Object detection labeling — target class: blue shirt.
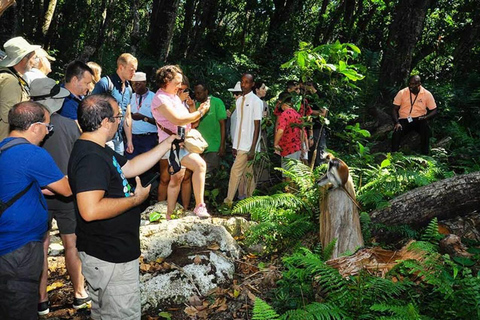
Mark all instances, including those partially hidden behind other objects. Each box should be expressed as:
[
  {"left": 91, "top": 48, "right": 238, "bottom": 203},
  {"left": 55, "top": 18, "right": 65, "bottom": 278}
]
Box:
[
  {"left": 0, "top": 138, "right": 64, "bottom": 255},
  {"left": 59, "top": 91, "right": 82, "bottom": 120},
  {"left": 131, "top": 90, "right": 157, "bottom": 134},
  {"left": 92, "top": 73, "right": 132, "bottom": 113}
]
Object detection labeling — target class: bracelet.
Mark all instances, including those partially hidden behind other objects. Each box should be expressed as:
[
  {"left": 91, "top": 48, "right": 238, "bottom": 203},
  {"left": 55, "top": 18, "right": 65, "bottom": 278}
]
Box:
[
  {"left": 198, "top": 110, "right": 204, "bottom": 117},
  {"left": 309, "top": 136, "right": 313, "bottom": 139}
]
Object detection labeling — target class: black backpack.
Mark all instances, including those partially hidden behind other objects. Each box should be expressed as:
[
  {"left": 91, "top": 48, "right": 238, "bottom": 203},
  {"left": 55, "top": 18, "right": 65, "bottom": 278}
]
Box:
[{"left": 0, "top": 138, "right": 34, "bottom": 217}]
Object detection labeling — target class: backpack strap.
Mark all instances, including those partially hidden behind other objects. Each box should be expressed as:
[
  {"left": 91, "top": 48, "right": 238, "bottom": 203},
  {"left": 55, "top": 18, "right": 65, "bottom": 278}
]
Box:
[{"left": 0, "top": 137, "right": 33, "bottom": 217}]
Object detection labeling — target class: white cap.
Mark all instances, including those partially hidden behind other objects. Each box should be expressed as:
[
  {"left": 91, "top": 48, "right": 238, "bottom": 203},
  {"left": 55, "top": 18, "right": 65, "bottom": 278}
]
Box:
[
  {"left": 227, "top": 81, "right": 241, "bottom": 92},
  {"left": 132, "top": 72, "right": 146, "bottom": 82}
]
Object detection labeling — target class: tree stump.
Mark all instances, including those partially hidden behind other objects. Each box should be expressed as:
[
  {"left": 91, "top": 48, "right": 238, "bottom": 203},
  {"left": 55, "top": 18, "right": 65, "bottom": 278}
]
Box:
[{"left": 320, "top": 177, "right": 364, "bottom": 259}]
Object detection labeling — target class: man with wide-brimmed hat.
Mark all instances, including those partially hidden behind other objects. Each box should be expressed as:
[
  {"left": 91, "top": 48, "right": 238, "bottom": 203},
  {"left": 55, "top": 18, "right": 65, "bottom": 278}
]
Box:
[
  {"left": 0, "top": 36, "right": 40, "bottom": 140},
  {"left": 29, "top": 78, "right": 91, "bottom": 315}
]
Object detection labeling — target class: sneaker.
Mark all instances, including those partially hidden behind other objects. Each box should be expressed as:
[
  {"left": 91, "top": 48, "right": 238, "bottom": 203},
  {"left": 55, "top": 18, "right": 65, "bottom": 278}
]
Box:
[
  {"left": 194, "top": 203, "right": 210, "bottom": 218},
  {"left": 73, "top": 296, "right": 92, "bottom": 310},
  {"left": 38, "top": 301, "right": 50, "bottom": 316}
]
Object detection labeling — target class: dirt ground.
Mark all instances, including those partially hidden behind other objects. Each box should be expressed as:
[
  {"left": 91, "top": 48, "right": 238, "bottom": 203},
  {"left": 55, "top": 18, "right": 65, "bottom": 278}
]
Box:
[{"left": 40, "top": 249, "right": 281, "bottom": 320}]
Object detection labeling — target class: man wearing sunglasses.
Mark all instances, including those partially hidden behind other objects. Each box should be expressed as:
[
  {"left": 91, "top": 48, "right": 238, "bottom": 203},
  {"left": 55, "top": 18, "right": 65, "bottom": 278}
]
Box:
[
  {"left": 0, "top": 101, "right": 72, "bottom": 319},
  {"left": 30, "top": 77, "right": 91, "bottom": 315}
]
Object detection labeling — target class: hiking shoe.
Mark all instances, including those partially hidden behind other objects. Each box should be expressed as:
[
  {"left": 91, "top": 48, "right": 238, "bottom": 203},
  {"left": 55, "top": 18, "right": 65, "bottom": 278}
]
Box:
[
  {"left": 194, "top": 203, "right": 210, "bottom": 218},
  {"left": 73, "top": 296, "right": 92, "bottom": 310},
  {"left": 38, "top": 301, "right": 50, "bottom": 316}
]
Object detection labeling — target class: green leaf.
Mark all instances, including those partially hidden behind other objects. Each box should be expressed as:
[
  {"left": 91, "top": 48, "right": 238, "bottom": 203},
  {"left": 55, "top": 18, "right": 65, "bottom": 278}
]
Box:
[
  {"left": 149, "top": 211, "right": 162, "bottom": 222},
  {"left": 158, "top": 311, "right": 172, "bottom": 319},
  {"left": 380, "top": 159, "right": 391, "bottom": 168}
]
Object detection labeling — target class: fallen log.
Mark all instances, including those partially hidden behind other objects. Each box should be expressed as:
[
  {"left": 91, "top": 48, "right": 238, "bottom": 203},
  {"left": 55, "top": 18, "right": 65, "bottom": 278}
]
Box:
[{"left": 370, "top": 171, "right": 480, "bottom": 226}]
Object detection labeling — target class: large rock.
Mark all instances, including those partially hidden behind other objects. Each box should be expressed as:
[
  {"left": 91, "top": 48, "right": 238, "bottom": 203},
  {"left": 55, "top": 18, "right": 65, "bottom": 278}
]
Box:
[{"left": 139, "top": 216, "right": 242, "bottom": 311}]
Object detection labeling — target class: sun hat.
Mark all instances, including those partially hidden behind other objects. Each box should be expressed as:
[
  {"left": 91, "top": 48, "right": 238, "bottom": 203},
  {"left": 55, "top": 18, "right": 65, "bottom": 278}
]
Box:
[
  {"left": 30, "top": 78, "right": 70, "bottom": 114},
  {"left": 0, "top": 37, "right": 41, "bottom": 67},
  {"left": 132, "top": 71, "right": 147, "bottom": 82},
  {"left": 35, "top": 48, "right": 56, "bottom": 61},
  {"left": 227, "top": 81, "right": 241, "bottom": 93}
]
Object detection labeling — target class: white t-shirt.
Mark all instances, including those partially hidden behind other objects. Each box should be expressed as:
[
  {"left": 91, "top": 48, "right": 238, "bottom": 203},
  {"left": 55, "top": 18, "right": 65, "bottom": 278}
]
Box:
[{"left": 232, "top": 91, "right": 263, "bottom": 152}]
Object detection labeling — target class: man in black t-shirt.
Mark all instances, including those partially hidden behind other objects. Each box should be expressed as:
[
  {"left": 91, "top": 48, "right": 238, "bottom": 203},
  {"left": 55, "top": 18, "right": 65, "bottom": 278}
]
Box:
[{"left": 68, "top": 94, "right": 175, "bottom": 319}]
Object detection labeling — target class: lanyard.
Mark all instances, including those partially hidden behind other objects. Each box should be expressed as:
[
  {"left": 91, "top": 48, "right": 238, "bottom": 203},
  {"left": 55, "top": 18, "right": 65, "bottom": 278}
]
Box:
[
  {"left": 135, "top": 94, "right": 144, "bottom": 113},
  {"left": 409, "top": 91, "right": 418, "bottom": 116}
]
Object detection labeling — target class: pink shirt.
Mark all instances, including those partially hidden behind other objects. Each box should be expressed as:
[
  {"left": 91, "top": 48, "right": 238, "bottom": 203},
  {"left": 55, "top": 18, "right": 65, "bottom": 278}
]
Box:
[{"left": 151, "top": 89, "right": 191, "bottom": 142}]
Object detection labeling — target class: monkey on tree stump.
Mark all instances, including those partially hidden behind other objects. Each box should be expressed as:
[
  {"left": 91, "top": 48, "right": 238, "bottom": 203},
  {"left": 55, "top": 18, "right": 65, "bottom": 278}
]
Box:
[{"left": 318, "top": 153, "right": 364, "bottom": 259}]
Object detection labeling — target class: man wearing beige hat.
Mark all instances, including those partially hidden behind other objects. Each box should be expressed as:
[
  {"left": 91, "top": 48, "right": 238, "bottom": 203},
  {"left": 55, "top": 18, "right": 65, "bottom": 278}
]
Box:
[
  {"left": 30, "top": 78, "right": 90, "bottom": 315},
  {"left": 128, "top": 71, "right": 157, "bottom": 159},
  {"left": 23, "top": 48, "right": 56, "bottom": 85},
  {"left": 0, "top": 36, "right": 40, "bottom": 140}
]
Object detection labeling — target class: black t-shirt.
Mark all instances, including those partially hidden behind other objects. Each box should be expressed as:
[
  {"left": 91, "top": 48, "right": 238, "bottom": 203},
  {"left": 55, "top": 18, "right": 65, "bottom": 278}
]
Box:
[{"left": 68, "top": 139, "right": 140, "bottom": 263}]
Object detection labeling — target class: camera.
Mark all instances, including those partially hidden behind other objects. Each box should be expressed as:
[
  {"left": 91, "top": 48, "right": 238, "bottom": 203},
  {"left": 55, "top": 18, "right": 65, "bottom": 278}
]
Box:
[{"left": 177, "top": 126, "right": 185, "bottom": 141}]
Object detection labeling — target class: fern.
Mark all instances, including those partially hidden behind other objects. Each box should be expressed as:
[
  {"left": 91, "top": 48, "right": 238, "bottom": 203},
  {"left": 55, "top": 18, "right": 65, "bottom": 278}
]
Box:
[
  {"left": 370, "top": 303, "right": 422, "bottom": 320},
  {"left": 280, "top": 302, "right": 348, "bottom": 320},
  {"left": 233, "top": 193, "right": 304, "bottom": 217},
  {"left": 421, "top": 218, "right": 444, "bottom": 244},
  {"left": 252, "top": 298, "right": 280, "bottom": 320}
]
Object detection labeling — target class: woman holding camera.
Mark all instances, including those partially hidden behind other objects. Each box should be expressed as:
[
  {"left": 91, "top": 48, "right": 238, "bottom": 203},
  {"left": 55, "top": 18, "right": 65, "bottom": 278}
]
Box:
[{"left": 151, "top": 65, "right": 211, "bottom": 219}]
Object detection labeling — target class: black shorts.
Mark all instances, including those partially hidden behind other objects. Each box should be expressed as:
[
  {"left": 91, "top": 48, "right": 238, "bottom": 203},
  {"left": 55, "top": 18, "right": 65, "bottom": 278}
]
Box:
[{"left": 48, "top": 208, "right": 76, "bottom": 234}]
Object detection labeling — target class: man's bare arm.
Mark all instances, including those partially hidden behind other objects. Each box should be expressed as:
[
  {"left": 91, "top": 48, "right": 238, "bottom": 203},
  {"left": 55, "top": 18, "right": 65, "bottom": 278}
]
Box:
[
  {"left": 45, "top": 177, "right": 72, "bottom": 197},
  {"left": 76, "top": 176, "right": 149, "bottom": 222}
]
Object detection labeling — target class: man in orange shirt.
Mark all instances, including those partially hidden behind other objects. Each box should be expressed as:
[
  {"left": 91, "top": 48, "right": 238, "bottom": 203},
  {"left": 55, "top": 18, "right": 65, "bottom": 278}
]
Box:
[{"left": 392, "top": 75, "right": 437, "bottom": 155}]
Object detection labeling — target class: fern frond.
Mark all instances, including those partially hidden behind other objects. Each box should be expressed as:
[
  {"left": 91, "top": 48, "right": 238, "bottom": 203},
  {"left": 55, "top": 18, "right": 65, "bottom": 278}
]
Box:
[
  {"left": 252, "top": 298, "right": 280, "bottom": 320},
  {"left": 233, "top": 193, "right": 304, "bottom": 216},
  {"left": 280, "top": 302, "right": 348, "bottom": 320},
  {"left": 370, "top": 302, "right": 421, "bottom": 320},
  {"left": 421, "top": 218, "right": 444, "bottom": 243},
  {"left": 322, "top": 239, "right": 337, "bottom": 261}
]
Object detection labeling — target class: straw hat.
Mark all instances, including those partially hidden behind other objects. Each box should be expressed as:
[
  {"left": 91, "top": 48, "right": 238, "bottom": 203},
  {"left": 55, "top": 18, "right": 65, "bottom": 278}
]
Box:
[
  {"left": 0, "top": 37, "right": 41, "bottom": 67},
  {"left": 227, "top": 81, "right": 241, "bottom": 92},
  {"left": 30, "top": 78, "right": 70, "bottom": 114}
]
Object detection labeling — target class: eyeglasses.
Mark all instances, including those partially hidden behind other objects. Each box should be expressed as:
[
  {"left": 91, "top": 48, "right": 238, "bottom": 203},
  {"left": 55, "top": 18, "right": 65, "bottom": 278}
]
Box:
[
  {"left": 31, "top": 122, "right": 54, "bottom": 132},
  {"left": 110, "top": 114, "right": 124, "bottom": 121}
]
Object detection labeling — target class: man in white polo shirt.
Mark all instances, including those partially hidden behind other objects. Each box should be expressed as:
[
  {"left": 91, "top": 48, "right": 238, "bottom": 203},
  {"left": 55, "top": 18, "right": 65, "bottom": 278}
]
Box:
[
  {"left": 128, "top": 71, "right": 157, "bottom": 159},
  {"left": 224, "top": 74, "right": 262, "bottom": 205}
]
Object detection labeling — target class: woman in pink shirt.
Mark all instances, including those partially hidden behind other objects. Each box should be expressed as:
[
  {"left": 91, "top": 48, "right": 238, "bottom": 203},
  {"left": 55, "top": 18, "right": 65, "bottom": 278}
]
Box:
[{"left": 151, "top": 65, "right": 211, "bottom": 219}]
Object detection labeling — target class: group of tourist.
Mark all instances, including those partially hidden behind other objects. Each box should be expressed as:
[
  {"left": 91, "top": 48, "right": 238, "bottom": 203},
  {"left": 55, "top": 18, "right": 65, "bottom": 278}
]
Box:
[{"left": 0, "top": 35, "right": 437, "bottom": 320}]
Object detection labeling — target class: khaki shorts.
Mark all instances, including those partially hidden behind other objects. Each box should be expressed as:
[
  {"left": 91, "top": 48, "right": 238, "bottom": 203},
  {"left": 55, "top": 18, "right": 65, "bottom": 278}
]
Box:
[{"left": 79, "top": 252, "right": 140, "bottom": 320}]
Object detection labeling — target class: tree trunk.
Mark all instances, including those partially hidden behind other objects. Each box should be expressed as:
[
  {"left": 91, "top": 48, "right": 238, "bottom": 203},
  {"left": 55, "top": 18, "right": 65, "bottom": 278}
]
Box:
[
  {"left": 149, "top": 0, "right": 180, "bottom": 62},
  {"left": 130, "top": 0, "right": 140, "bottom": 56},
  {"left": 313, "top": 0, "right": 330, "bottom": 46},
  {"left": 175, "top": 0, "right": 195, "bottom": 58},
  {"left": 42, "top": 0, "right": 57, "bottom": 40},
  {"left": 377, "top": 0, "right": 433, "bottom": 109},
  {"left": 186, "top": 0, "right": 218, "bottom": 57},
  {"left": 370, "top": 172, "right": 480, "bottom": 226}
]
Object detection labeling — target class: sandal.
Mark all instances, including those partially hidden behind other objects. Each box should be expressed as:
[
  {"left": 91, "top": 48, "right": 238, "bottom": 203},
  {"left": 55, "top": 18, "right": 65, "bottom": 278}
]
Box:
[{"left": 168, "top": 139, "right": 182, "bottom": 175}]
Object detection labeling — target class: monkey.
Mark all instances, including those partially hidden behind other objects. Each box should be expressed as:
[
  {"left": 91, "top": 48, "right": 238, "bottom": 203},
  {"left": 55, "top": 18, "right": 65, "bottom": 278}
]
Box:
[{"left": 317, "top": 153, "right": 361, "bottom": 209}]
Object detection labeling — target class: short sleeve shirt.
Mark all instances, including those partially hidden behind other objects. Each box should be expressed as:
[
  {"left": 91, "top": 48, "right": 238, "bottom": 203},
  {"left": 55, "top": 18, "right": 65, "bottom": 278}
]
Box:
[
  {"left": 196, "top": 96, "right": 227, "bottom": 153},
  {"left": 131, "top": 90, "right": 157, "bottom": 134},
  {"left": 0, "top": 138, "right": 64, "bottom": 255},
  {"left": 277, "top": 108, "right": 303, "bottom": 157},
  {"left": 68, "top": 140, "right": 141, "bottom": 263},
  {"left": 232, "top": 92, "right": 263, "bottom": 152},
  {"left": 59, "top": 89, "right": 82, "bottom": 120},
  {"left": 151, "top": 89, "right": 191, "bottom": 143},
  {"left": 393, "top": 86, "right": 437, "bottom": 119}
]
